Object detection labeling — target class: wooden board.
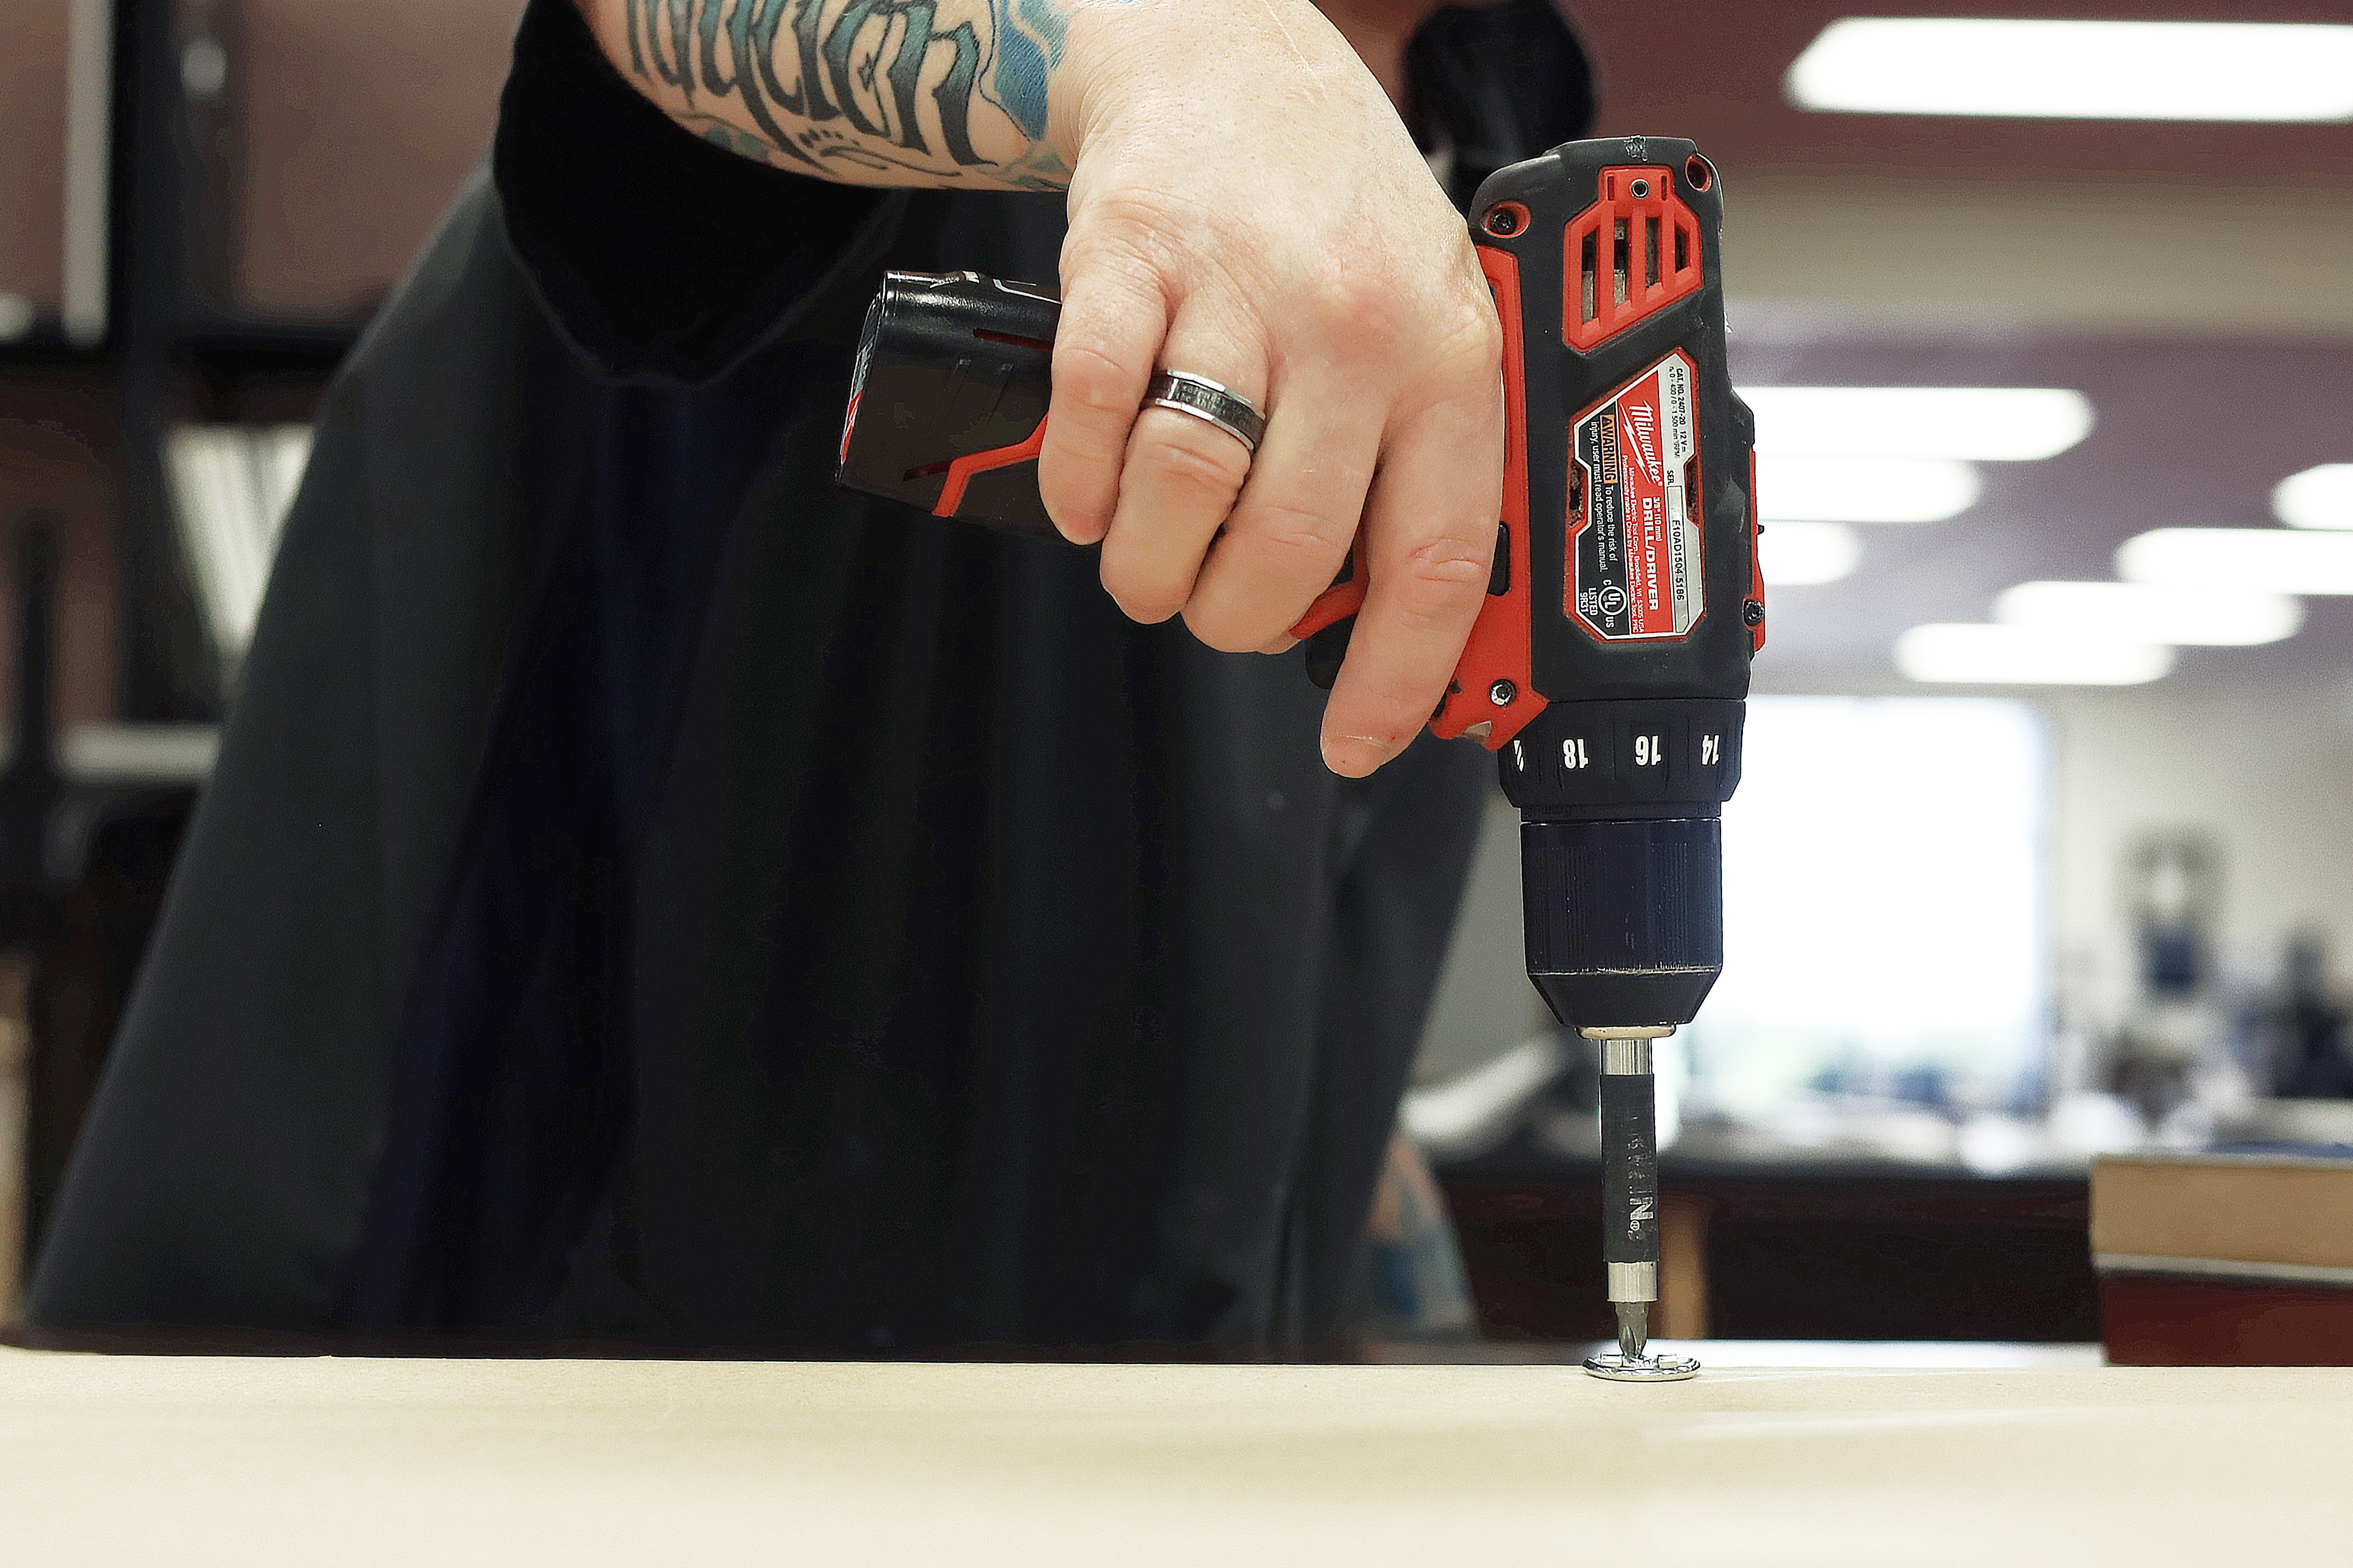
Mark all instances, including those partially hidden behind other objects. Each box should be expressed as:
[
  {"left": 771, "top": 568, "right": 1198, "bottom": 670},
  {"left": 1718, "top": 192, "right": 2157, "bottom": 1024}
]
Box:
[{"left": 1, "top": 1349, "right": 2347, "bottom": 1565}]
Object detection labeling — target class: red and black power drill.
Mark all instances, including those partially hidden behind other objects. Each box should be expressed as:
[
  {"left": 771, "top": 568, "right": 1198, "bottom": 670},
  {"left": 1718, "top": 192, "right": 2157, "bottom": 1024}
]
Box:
[{"left": 838, "top": 137, "right": 1760, "bottom": 1381}]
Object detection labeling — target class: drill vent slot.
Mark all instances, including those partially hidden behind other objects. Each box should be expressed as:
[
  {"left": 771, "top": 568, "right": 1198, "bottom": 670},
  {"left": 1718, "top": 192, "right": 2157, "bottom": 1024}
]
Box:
[
  {"left": 973, "top": 328, "right": 1053, "bottom": 353},
  {"left": 1561, "top": 166, "right": 1705, "bottom": 350}
]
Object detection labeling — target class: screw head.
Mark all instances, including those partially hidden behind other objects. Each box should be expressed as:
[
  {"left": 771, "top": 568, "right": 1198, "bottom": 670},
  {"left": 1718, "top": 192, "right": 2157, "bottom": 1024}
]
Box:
[
  {"left": 1488, "top": 680, "right": 1517, "bottom": 706},
  {"left": 1742, "top": 599, "right": 1766, "bottom": 626},
  {"left": 1630, "top": 178, "right": 1650, "bottom": 198},
  {"left": 1483, "top": 206, "right": 1520, "bottom": 237}
]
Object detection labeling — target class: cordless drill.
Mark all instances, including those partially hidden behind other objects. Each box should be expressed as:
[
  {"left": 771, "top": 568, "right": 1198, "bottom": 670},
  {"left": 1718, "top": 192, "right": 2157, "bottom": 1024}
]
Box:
[{"left": 837, "top": 136, "right": 1760, "bottom": 1381}]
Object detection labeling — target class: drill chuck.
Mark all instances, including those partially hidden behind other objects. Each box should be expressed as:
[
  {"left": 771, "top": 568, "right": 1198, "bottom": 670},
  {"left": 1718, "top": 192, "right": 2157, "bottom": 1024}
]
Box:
[
  {"left": 1503, "top": 698, "right": 1741, "bottom": 1035},
  {"left": 1521, "top": 816, "right": 1724, "bottom": 1034}
]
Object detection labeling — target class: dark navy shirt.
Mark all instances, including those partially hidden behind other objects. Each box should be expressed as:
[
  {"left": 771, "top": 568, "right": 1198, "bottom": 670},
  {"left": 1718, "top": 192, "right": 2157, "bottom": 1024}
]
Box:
[{"left": 340, "top": 0, "right": 1593, "bottom": 1351}]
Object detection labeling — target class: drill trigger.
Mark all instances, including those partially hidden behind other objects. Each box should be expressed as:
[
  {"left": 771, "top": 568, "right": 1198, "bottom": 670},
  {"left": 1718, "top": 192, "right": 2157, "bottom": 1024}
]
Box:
[{"left": 1303, "top": 618, "right": 1354, "bottom": 691}]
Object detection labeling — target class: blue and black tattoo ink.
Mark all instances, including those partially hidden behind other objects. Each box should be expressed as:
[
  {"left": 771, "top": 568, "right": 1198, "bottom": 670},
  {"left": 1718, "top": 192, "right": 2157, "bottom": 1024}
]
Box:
[
  {"left": 621, "top": 0, "right": 1065, "bottom": 182},
  {"left": 991, "top": 0, "right": 1069, "bottom": 140}
]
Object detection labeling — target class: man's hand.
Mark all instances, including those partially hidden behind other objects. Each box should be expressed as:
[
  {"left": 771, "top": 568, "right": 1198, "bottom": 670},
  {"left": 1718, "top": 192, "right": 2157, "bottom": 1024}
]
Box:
[
  {"left": 581, "top": 0, "right": 1504, "bottom": 776},
  {"left": 1039, "top": 2, "right": 1503, "bottom": 777}
]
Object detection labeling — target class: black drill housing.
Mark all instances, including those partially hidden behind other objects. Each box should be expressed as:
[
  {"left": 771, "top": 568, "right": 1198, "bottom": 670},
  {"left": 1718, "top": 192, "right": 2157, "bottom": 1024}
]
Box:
[{"left": 1470, "top": 137, "right": 1758, "bottom": 1035}]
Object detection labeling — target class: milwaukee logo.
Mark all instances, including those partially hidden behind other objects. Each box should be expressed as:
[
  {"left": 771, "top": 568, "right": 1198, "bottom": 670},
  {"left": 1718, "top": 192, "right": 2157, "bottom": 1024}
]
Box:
[{"left": 1622, "top": 399, "right": 1661, "bottom": 484}]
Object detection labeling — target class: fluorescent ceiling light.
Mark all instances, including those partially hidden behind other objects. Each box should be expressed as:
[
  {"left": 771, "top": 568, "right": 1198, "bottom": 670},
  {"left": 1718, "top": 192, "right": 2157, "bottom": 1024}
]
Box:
[
  {"left": 1758, "top": 521, "right": 1861, "bottom": 587},
  {"left": 2275, "top": 464, "right": 2353, "bottom": 530},
  {"left": 1995, "top": 580, "right": 2302, "bottom": 647},
  {"left": 1787, "top": 19, "right": 2353, "bottom": 123},
  {"left": 1756, "top": 455, "right": 1980, "bottom": 524},
  {"left": 2119, "top": 527, "right": 2353, "bottom": 595},
  {"left": 1896, "top": 624, "right": 2172, "bottom": 687},
  {"left": 1740, "top": 387, "right": 2092, "bottom": 462}
]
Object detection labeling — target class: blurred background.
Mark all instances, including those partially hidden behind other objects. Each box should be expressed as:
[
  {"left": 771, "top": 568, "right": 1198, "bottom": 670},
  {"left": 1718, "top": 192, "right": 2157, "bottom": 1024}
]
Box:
[{"left": 0, "top": 0, "right": 2347, "bottom": 1352}]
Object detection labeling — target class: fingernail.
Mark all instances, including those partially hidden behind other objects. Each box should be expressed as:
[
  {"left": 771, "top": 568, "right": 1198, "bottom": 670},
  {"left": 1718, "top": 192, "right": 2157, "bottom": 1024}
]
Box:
[
  {"left": 1260, "top": 635, "right": 1300, "bottom": 656},
  {"left": 1109, "top": 594, "right": 1174, "bottom": 625},
  {"left": 1320, "top": 734, "right": 1394, "bottom": 777},
  {"left": 1047, "top": 502, "right": 1108, "bottom": 546}
]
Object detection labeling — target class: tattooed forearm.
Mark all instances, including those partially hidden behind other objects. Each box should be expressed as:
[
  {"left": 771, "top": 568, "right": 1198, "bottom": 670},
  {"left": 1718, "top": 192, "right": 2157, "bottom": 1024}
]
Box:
[{"left": 608, "top": 0, "right": 1092, "bottom": 190}]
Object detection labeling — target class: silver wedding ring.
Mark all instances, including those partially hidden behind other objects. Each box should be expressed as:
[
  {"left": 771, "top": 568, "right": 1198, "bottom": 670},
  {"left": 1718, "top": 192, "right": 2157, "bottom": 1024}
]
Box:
[{"left": 1143, "top": 370, "right": 1267, "bottom": 454}]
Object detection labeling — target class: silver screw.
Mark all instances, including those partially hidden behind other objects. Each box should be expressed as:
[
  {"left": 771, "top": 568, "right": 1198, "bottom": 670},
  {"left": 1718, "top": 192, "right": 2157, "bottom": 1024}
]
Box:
[{"left": 1489, "top": 680, "right": 1517, "bottom": 706}]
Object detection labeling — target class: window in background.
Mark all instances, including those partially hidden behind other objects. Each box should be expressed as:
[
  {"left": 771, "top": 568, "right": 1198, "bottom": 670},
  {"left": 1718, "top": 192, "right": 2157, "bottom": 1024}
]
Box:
[
  {"left": 1685, "top": 696, "right": 2049, "bottom": 1122},
  {"left": 165, "top": 423, "right": 311, "bottom": 680}
]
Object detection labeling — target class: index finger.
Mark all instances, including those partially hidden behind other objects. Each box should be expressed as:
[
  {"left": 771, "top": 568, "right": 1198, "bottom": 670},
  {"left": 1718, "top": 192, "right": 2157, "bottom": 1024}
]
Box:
[
  {"left": 1036, "top": 254, "right": 1168, "bottom": 547},
  {"left": 1320, "top": 393, "right": 1503, "bottom": 777}
]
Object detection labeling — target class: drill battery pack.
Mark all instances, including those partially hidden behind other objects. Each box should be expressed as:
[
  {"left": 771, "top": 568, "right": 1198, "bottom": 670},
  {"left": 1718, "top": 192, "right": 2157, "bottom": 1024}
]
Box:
[{"left": 836, "top": 271, "right": 1064, "bottom": 535}]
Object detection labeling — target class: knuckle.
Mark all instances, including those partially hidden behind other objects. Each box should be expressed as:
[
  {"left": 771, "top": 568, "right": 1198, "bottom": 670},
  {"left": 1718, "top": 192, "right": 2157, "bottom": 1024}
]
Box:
[
  {"left": 1415, "top": 292, "right": 1504, "bottom": 388},
  {"left": 1133, "top": 422, "right": 1251, "bottom": 510},
  {"left": 1309, "top": 273, "right": 1378, "bottom": 329},
  {"left": 1436, "top": 305, "right": 1505, "bottom": 380},
  {"left": 1382, "top": 536, "right": 1490, "bottom": 631},
  {"left": 1311, "top": 280, "right": 1406, "bottom": 362},
  {"left": 1052, "top": 340, "right": 1146, "bottom": 419},
  {"left": 1296, "top": 266, "right": 1497, "bottom": 390},
  {"left": 1070, "top": 188, "right": 1199, "bottom": 256},
  {"left": 1234, "top": 499, "right": 1352, "bottom": 570},
  {"left": 1407, "top": 530, "right": 1496, "bottom": 580}
]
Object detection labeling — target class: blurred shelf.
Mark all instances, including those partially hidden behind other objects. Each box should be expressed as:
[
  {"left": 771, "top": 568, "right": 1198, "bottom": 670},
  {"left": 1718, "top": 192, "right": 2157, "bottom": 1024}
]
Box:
[
  {"left": 0, "top": 316, "right": 361, "bottom": 380},
  {"left": 0, "top": 724, "right": 217, "bottom": 788},
  {"left": 1439, "top": 1131, "right": 2099, "bottom": 1346},
  {"left": 171, "top": 316, "right": 362, "bottom": 381}
]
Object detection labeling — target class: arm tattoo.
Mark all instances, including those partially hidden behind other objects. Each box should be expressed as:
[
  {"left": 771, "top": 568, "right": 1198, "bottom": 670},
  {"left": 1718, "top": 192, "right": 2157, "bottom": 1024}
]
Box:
[{"left": 621, "top": 0, "right": 1098, "bottom": 189}]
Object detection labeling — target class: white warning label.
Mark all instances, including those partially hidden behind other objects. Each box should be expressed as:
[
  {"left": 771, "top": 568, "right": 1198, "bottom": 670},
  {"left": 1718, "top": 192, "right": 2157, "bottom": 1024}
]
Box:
[{"left": 1569, "top": 351, "right": 1703, "bottom": 641}]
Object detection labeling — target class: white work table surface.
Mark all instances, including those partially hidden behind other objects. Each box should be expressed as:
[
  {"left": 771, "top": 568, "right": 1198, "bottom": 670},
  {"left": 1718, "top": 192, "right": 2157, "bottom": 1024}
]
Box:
[{"left": 1, "top": 1348, "right": 2343, "bottom": 1565}]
